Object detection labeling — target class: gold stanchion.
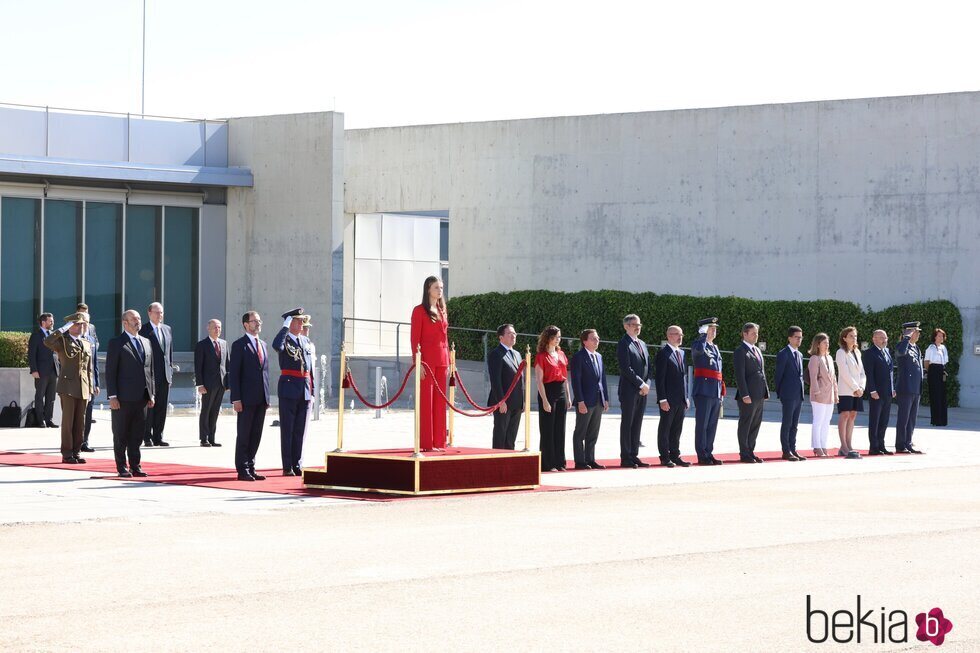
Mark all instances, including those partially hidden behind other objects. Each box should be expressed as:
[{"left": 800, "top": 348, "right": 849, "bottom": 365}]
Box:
[
  {"left": 523, "top": 344, "right": 532, "bottom": 452},
  {"left": 448, "top": 343, "right": 456, "bottom": 447},
  {"left": 333, "top": 346, "right": 347, "bottom": 454},
  {"left": 412, "top": 345, "right": 424, "bottom": 458}
]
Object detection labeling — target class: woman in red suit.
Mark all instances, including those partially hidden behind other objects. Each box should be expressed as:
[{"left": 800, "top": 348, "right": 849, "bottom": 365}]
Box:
[{"left": 411, "top": 276, "right": 449, "bottom": 451}]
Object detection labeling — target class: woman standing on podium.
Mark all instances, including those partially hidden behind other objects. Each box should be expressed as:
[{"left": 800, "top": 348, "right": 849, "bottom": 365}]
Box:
[{"left": 411, "top": 276, "right": 450, "bottom": 452}]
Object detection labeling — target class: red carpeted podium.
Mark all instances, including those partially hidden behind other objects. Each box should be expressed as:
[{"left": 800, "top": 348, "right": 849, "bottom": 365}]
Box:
[{"left": 303, "top": 447, "right": 541, "bottom": 495}]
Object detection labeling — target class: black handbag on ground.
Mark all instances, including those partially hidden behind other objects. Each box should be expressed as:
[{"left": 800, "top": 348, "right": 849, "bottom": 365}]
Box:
[
  {"left": 23, "top": 407, "right": 39, "bottom": 428},
  {"left": 0, "top": 401, "right": 23, "bottom": 428}
]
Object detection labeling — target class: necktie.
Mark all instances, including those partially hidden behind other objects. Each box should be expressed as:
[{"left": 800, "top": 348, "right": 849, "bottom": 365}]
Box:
[
  {"left": 590, "top": 352, "right": 599, "bottom": 376},
  {"left": 754, "top": 346, "right": 763, "bottom": 364},
  {"left": 674, "top": 349, "right": 683, "bottom": 369},
  {"left": 213, "top": 340, "right": 221, "bottom": 359},
  {"left": 133, "top": 337, "right": 144, "bottom": 361}
]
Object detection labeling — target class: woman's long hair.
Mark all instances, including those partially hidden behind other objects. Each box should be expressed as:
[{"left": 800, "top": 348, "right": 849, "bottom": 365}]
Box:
[
  {"left": 808, "top": 332, "right": 829, "bottom": 357},
  {"left": 421, "top": 276, "right": 446, "bottom": 322},
  {"left": 838, "top": 326, "right": 858, "bottom": 352},
  {"left": 537, "top": 325, "right": 561, "bottom": 354}
]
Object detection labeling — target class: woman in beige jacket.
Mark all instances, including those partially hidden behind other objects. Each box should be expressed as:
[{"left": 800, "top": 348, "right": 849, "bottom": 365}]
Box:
[
  {"left": 808, "top": 333, "right": 839, "bottom": 457},
  {"left": 835, "top": 326, "right": 866, "bottom": 459}
]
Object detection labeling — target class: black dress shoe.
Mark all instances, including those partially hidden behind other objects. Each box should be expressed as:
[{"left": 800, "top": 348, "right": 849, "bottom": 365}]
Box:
[
  {"left": 237, "top": 473, "right": 256, "bottom": 481},
  {"left": 881, "top": 449, "right": 894, "bottom": 455},
  {"left": 200, "top": 441, "right": 211, "bottom": 447},
  {"left": 155, "top": 441, "right": 170, "bottom": 447},
  {"left": 907, "top": 447, "right": 923, "bottom": 454},
  {"left": 252, "top": 473, "right": 266, "bottom": 481},
  {"left": 46, "top": 421, "right": 58, "bottom": 428},
  {"left": 292, "top": 466, "right": 302, "bottom": 476},
  {"left": 283, "top": 469, "right": 296, "bottom": 476},
  {"left": 670, "top": 458, "right": 692, "bottom": 467},
  {"left": 620, "top": 462, "right": 638, "bottom": 469},
  {"left": 740, "top": 456, "right": 757, "bottom": 463},
  {"left": 589, "top": 462, "right": 605, "bottom": 469},
  {"left": 143, "top": 440, "right": 154, "bottom": 447},
  {"left": 753, "top": 456, "right": 765, "bottom": 463},
  {"left": 62, "top": 457, "right": 79, "bottom": 464},
  {"left": 574, "top": 464, "right": 592, "bottom": 470},
  {"left": 710, "top": 457, "right": 724, "bottom": 465},
  {"left": 866, "top": 450, "right": 881, "bottom": 456},
  {"left": 118, "top": 469, "right": 133, "bottom": 478},
  {"left": 781, "top": 453, "right": 799, "bottom": 461},
  {"left": 132, "top": 469, "right": 148, "bottom": 477},
  {"left": 792, "top": 452, "right": 807, "bottom": 460},
  {"left": 635, "top": 460, "right": 651, "bottom": 468},
  {"left": 697, "top": 459, "right": 713, "bottom": 466},
  {"left": 895, "top": 448, "right": 911, "bottom": 454},
  {"left": 80, "top": 444, "right": 95, "bottom": 452},
  {"left": 74, "top": 457, "right": 86, "bottom": 464},
  {"left": 660, "top": 459, "right": 675, "bottom": 468},
  {"left": 209, "top": 441, "right": 222, "bottom": 447}
]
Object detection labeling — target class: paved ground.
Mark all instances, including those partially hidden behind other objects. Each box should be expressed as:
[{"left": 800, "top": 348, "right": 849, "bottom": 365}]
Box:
[{"left": 1, "top": 404, "right": 977, "bottom": 650}]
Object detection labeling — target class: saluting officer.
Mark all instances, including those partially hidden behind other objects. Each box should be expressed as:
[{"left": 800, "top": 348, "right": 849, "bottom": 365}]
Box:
[
  {"left": 272, "top": 308, "right": 315, "bottom": 476},
  {"left": 894, "top": 321, "right": 924, "bottom": 454},
  {"left": 43, "top": 312, "right": 94, "bottom": 464},
  {"left": 691, "top": 317, "right": 725, "bottom": 466}
]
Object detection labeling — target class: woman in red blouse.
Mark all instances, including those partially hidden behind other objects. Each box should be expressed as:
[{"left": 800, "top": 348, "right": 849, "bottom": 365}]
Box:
[
  {"left": 535, "top": 325, "right": 572, "bottom": 471},
  {"left": 410, "top": 276, "right": 449, "bottom": 451}
]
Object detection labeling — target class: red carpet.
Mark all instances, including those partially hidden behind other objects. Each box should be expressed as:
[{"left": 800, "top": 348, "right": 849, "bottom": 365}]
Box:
[{"left": 0, "top": 451, "right": 575, "bottom": 501}]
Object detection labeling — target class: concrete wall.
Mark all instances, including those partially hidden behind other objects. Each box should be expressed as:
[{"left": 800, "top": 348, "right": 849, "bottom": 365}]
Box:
[
  {"left": 344, "top": 92, "right": 980, "bottom": 406},
  {"left": 226, "top": 112, "right": 344, "bottom": 398}
]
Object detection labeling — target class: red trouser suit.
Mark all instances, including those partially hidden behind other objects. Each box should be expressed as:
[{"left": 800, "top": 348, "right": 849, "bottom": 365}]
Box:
[{"left": 411, "top": 304, "right": 449, "bottom": 450}]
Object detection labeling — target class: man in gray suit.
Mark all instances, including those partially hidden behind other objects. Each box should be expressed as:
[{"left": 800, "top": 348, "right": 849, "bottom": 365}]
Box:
[
  {"left": 734, "top": 322, "right": 769, "bottom": 463},
  {"left": 487, "top": 323, "right": 524, "bottom": 449}
]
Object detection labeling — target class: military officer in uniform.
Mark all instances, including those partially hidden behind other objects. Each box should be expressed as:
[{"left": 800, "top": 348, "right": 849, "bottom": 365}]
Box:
[
  {"left": 895, "top": 321, "right": 924, "bottom": 454},
  {"left": 691, "top": 318, "right": 725, "bottom": 466},
  {"left": 43, "top": 313, "right": 94, "bottom": 464},
  {"left": 272, "top": 308, "right": 315, "bottom": 476}
]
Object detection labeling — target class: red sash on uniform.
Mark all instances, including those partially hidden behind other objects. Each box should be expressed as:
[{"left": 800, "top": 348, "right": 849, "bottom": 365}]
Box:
[{"left": 694, "top": 368, "right": 726, "bottom": 397}]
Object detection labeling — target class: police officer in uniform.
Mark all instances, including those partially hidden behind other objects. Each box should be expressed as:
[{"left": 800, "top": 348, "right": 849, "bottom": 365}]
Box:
[
  {"left": 272, "top": 308, "right": 315, "bottom": 476},
  {"left": 895, "top": 321, "right": 924, "bottom": 454},
  {"left": 691, "top": 317, "right": 725, "bottom": 466}
]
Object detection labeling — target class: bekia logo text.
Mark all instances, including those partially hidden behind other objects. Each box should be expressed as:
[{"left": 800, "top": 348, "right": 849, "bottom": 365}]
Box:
[{"left": 807, "top": 596, "right": 953, "bottom": 645}]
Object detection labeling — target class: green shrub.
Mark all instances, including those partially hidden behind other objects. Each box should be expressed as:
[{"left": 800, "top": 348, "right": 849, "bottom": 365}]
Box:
[
  {"left": 0, "top": 332, "right": 31, "bottom": 368},
  {"left": 447, "top": 291, "right": 962, "bottom": 407}
]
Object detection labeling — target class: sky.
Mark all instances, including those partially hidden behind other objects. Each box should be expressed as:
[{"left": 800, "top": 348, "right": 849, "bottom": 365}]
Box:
[{"left": 1, "top": 0, "right": 979, "bottom": 129}]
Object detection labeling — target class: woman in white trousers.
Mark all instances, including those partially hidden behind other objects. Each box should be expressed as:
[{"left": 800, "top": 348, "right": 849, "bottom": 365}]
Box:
[{"left": 808, "top": 333, "right": 839, "bottom": 457}]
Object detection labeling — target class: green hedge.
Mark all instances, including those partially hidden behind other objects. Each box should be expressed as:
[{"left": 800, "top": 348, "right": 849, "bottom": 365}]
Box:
[
  {"left": 447, "top": 291, "right": 962, "bottom": 407},
  {"left": 0, "top": 332, "right": 30, "bottom": 368}
]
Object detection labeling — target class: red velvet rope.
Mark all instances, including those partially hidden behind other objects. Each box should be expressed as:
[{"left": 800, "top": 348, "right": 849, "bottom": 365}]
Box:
[
  {"left": 424, "top": 360, "right": 527, "bottom": 417},
  {"left": 345, "top": 363, "right": 416, "bottom": 409}
]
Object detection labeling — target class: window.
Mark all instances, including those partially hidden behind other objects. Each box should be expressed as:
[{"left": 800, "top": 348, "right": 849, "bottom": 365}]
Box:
[
  {"left": 163, "top": 207, "right": 199, "bottom": 351},
  {"left": 0, "top": 197, "right": 41, "bottom": 331},
  {"left": 85, "top": 202, "right": 122, "bottom": 348},
  {"left": 43, "top": 200, "right": 84, "bottom": 323},
  {"left": 125, "top": 205, "right": 161, "bottom": 313}
]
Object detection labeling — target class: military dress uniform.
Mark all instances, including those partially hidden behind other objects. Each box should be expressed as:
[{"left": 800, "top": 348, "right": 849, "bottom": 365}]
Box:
[
  {"left": 895, "top": 321, "right": 924, "bottom": 454},
  {"left": 691, "top": 318, "right": 725, "bottom": 465},
  {"left": 272, "top": 308, "right": 315, "bottom": 476},
  {"left": 43, "top": 313, "right": 94, "bottom": 463}
]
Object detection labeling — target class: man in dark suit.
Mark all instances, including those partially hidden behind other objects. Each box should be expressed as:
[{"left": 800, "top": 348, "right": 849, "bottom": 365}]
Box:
[
  {"left": 487, "top": 324, "right": 524, "bottom": 449},
  {"left": 569, "top": 329, "right": 609, "bottom": 470},
  {"left": 273, "top": 308, "right": 315, "bottom": 476},
  {"left": 229, "top": 311, "right": 271, "bottom": 481},
  {"left": 863, "top": 329, "right": 896, "bottom": 455},
  {"left": 139, "top": 302, "right": 178, "bottom": 447},
  {"left": 195, "top": 318, "right": 229, "bottom": 447},
  {"left": 28, "top": 312, "right": 58, "bottom": 428},
  {"left": 106, "top": 310, "right": 155, "bottom": 478},
  {"left": 774, "top": 326, "right": 806, "bottom": 461},
  {"left": 691, "top": 317, "right": 724, "bottom": 466},
  {"left": 894, "top": 321, "right": 924, "bottom": 454},
  {"left": 617, "top": 314, "right": 651, "bottom": 468},
  {"left": 734, "top": 322, "right": 769, "bottom": 463},
  {"left": 79, "top": 310, "right": 100, "bottom": 453},
  {"left": 655, "top": 325, "right": 690, "bottom": 468}
]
